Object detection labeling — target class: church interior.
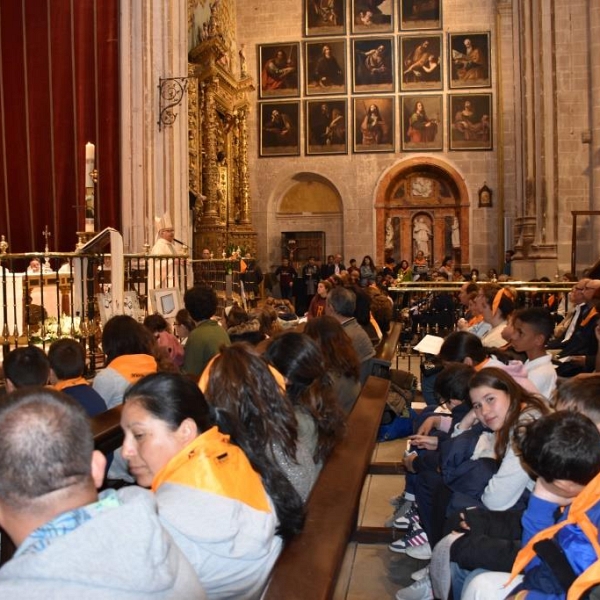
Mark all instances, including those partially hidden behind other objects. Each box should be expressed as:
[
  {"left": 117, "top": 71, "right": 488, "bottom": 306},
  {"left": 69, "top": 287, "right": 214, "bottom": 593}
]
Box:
[
  {"left": 0, "top": 0, "right": 598, "bottom": 281},
  {"left": 0, "top": 2, "right": 600, "bottom": 599}
]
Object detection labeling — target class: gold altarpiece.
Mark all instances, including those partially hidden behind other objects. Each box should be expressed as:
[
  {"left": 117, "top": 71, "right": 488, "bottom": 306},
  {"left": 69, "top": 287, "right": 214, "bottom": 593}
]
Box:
[{"left": 188, "top": 36, "right": 257, "bottom": 258}]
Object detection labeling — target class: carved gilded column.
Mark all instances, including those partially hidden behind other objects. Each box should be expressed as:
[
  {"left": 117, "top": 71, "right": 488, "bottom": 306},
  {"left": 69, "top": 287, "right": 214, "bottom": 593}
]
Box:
[
  {"left": 239, "top": 108, "right": 250, "bottom": 224},
  {"left": 202, "top": 77, "right": 220, "bottom": 222}
]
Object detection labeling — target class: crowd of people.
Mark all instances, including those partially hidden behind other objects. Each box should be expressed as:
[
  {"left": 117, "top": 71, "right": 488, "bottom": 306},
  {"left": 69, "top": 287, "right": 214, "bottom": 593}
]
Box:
[
  {"left": 0, "top": 261, "right": 396, "bottom": 597},
  {"left": 1, "top": 249, "right": 600, "bottom": 599}
]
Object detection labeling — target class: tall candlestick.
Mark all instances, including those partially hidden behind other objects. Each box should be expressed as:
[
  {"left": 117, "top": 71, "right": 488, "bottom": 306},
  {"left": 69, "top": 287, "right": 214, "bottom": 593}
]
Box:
[
  {"left": 85, "top": 142, "right": 95, "bottom": 232},
  {"left": 85, "top": 142, "right": 95, "bottom": 188}
]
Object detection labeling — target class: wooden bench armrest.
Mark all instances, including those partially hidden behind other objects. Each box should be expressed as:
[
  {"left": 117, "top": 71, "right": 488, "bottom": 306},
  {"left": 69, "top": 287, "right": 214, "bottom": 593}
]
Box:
[
  {"left": 372, "top": 321, "right": 402, "bottom": 377},
  {"left": 91, "top": 404, "right": 124, "bottom": 454},
  {"left": 263, "top": 375, "right": 390, "bottom": 600}
]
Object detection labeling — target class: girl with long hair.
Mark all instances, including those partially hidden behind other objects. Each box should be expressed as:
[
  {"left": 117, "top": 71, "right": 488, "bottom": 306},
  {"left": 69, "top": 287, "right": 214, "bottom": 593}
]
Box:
[{"left": 264, "top": 332, "right": 346, "bottom": 465}]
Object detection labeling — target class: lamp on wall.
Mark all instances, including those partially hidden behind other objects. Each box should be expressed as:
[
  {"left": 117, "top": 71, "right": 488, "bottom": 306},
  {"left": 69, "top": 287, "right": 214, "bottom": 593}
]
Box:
[
  {"left": 157, "top": 77, "right": 189, "bottom": 131},
  {"left": 478, "top": 183, "right": 492, "bottom": 208}
]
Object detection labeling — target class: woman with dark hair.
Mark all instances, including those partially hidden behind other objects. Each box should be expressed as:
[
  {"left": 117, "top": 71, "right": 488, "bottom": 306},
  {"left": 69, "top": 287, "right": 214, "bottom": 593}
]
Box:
[
  {"left": 174, "top": 308, "right": 195, "bottom": 346},
  {"left": 306, "top": 280, "right": 331, "bottom": 319},
  {"left": 264, "top": 332, "right": 346, "bottom": 470},
  {"left": 199, "top": 342, "right": 312, "bottom": 507},
  {"left": 93, "top": 315, "right": 168, "bottom": 409},
  {"left": 121, "top": 372, "right": 289, "bottom": 599},
  {"left": 359, "top": 255, "right": 377, "bottom": 287},
  {"left": 304, "top": 316, "right": 361, "bottom": 414}
]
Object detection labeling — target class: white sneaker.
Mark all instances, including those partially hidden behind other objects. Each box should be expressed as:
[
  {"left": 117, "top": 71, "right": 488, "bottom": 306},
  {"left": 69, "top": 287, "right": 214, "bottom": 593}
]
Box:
[
  {"left": 411, "top": 565, "right": 430, "bottom": 582},
  {"left": 395, "top": 576, "right": 433, "bottom": 600},
  {"left": 406, "top": 541, "right": 432, "bottom": 560}
]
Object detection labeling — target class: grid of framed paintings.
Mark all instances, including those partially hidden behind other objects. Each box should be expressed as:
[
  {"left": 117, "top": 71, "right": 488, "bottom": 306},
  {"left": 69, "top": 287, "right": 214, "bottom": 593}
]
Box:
[{"left": 257, "top": 1, "right": 494, "bottom": 156}]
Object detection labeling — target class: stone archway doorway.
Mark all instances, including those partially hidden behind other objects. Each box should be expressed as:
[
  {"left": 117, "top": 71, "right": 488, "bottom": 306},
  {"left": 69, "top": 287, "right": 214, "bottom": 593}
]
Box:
[{"left": 375, "top": 157, "right": 470, "bottom": 270}]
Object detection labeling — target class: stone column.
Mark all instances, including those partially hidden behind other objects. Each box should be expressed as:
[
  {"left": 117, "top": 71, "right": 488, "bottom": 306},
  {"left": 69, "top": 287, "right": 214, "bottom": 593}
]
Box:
[{"left": 120, "top": 0, "right": 190, "bottom": 252}]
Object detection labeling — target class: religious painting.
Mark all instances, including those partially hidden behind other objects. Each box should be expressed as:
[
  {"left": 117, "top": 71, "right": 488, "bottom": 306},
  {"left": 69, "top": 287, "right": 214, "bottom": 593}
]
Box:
[
  {"left": 448, "top": 32, "right": 491, "bottom": 89},
  {"left": 448, "top": 93, "right": 492, "bottom": 151},
  {"left": 304, "top": 40, "right": 347, "bottom": 96},
  {"left": 352, "top": 37, "right": 395, "bottom": 94},
  {"left": 401, "top": 94, "right": 443, "bottom": 151},
  {"left": 305, "top": 0, "right": 346, "bottom": 37},
  {"left": 258, "top": 43, "right": 300, "bottom": 99},
  {"left": 478, "top": 183, "right": 493, "bottom": 207},
  {"left": 351, "top": 0, "right": 394, "bottom": 34},
  {"left": 400, "top": 0, "right": 442, "bottom": 31},
  {"left": 353, "top": 96, "right": 395, "bottom": 153},
  {"left": 399, "top": 34, "right": 442, "bottom": 91},
  {"left": 306, "top": 99, "right": 348, "bottom": 155},
  {"left": 259, "top": 101, "right": 301, "bottom": 157}
]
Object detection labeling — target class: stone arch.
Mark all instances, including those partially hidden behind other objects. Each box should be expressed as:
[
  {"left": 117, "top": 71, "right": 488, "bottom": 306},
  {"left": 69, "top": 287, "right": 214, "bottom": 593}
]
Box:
[
  {"left": 375, "top": 157, "right": 470, "bottom": 269},
  {"left": 266, "top": 172, "right": 344, "bottom": 268}
]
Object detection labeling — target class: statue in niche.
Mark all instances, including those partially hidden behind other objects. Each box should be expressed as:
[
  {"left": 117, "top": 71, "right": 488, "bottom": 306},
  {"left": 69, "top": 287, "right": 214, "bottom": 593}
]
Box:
[{"left": 413, "top": 216, "right": 432, "bottom": 257}]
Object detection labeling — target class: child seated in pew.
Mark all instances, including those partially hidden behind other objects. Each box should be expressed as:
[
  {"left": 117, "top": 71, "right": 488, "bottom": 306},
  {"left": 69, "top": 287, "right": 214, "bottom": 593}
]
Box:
[
  {"left": 433, "top": 374, "right": 600, "bottom": 600},
  {"left": 458, "top": 410, "right": 600, "bottom": 600},
  {"left": 508, "top": 307, "right": 557, "bottom": 402},
  {"left": 48, "top": 338, "right": 107, "bottom": 417},
  {"left": 389, "top": 364, "right": 474, "bottom": 534},
  {"left": 3, "top": 345, "right": 49, "bottom": 391},
  {"left": 395, "top": 368, "right": 550, "bottom": 600}
]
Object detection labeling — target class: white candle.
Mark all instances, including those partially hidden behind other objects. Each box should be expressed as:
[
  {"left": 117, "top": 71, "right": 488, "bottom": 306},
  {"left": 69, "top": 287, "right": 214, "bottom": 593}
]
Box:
[{"left": 85, "top": 142, "right": 95, "bottom": 188}]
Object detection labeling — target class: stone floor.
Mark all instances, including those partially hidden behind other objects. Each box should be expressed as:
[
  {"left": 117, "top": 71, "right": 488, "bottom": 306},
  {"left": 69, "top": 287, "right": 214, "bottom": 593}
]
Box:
[{"left": 333, "top": 355, "right": 428, "bottom": 600}]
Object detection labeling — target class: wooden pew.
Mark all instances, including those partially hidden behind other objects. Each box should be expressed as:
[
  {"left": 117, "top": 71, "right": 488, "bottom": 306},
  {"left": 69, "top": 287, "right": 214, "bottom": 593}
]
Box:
[
  {"left": 263, "top": 375, "right": 390, "bottom": 600},
  {"left": 371, "top": 319, "right": 402, "bottom": 378},
  {"left": 1, "top": 378, "right": 391, "bottom": 599}
]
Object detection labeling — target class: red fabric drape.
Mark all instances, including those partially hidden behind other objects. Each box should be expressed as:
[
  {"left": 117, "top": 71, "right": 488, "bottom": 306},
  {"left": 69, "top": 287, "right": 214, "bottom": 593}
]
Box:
[{"left": 0, "top": 0, "right": 120, "bottom": 253}]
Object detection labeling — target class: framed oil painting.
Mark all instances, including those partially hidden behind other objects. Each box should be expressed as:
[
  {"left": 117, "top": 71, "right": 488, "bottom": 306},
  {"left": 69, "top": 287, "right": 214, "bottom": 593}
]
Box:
[
  {"left": 305, "top": 0, "right": 346, "bottom": 37},
  {"left": 448, "top": 93, "right": 492, "bottom": 151},
  {"left": 352, "top": 37, "right": 395, "bottom": 94},
  {"left": 400, "top": 0, "right": 442, "bottom": 31},
  {"left": 351, "top": 0, "right": 394, "bottom": 34},
  {"left": 258, "top": 43, "right": 300, "bottom": 99},
  {"left": 448, "top": 32, "right": 491, "bottom": 89},
  {"left": 259, "top": 101, "right": 301, "bottom": 157},
  {"left": 401, "top": 94, "right": 443, "bottom": 151},
  {"left": 306, "top": 99, "right": 348, "bottom": 155},
  {"left": 304, "top": 40, "right": 347, "bottom": 96},
  {"left": 399, "top": 34, "right": 442, "bottom": 91},
  {"left": 353, "top": 97, "right": 395, "bottom": 153}
]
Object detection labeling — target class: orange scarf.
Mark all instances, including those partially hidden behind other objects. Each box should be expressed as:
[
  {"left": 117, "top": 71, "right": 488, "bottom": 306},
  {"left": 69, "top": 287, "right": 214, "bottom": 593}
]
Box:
[
  {"left": 152, "top": 426, "right": 270, "bottom": 513},
  {"left": 580, "top": 307, "right": 598, "bottom": 328},
  {"left": 467, "top": 314, "right": 484, "bottom": 327},
  {"left": 54, "top": 377, "right": 89, "bottom": 391},
  {"left": 508, "top": 469, "right": 600, "bottom": 599},
  {"left": 108, "top": 354, "right": 157, "bottom": 383}
]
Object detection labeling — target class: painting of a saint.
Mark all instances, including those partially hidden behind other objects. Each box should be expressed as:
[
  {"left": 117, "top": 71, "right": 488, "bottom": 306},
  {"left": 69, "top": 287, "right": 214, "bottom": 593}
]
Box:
[
  {"left": 400, "top": 35, "right": 442, "bottom": 90},
  {"left": 448, "top": 32, "right": 491, "bottom": 88},
  {"left": 259, "top": 102, "right": 300, "bottom": 157},
  {"left": 353, "top": 97, "right": 394, "bottom": 153},
  {"left": 305, "top": 0, "right": 346, "bottom": 36},
  {"left": 400, "top": 0, "right": 441, "bottom": 31},
  {"left": 304, "top": 40, "right": 346, "bottom": 95},
  {"left": 351, "top": 0, "right": 393, "bottom": 34},
  {"left": 449, "top": 94, "right": 492, "bottom": 150},
  {"left": 259, "top": 43, "right": 300, "bottom": 99},
  {"left": 306, "top": 99, "right": 347, "bottom": 155},
  {"left": 352, "top": 38, "right": 394, "bottom": 93},
  {"left": 401, "top": 95, "right": 443, "bottom": 151}
]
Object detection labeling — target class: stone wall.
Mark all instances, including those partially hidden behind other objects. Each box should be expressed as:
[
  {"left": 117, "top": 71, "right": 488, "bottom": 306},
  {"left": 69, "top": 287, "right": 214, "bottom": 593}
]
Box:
[{"left": 234, "top": 0, "right": 595, "bottom": 277}]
